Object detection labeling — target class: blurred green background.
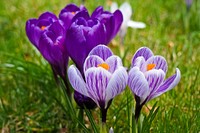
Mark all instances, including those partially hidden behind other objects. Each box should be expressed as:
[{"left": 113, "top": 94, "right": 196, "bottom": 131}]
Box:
[{"left": 0, "top": 0, "right": 200, "bottom": 132}]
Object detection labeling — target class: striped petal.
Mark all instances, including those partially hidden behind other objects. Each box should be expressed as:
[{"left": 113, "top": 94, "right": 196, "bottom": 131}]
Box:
[
  {"left": 105, "top": 55, "right": 123, "bottom": 73},
  {"left": 149, "top": 68, "right": 181, "bottom": 100},
  {"left": 128, "top": 67, "right": 150, "bottom": 104},
  {"left": 84, "top": 55, "right": 104, "bottom": 72},
  {"left": 68, "top": 65, "right": 88, "bottom": 97},
  {"left": 89, "top": 45, "right": 113, "bottom": 60},
  {"left": 106, "top": 67, "right": 128, "bottom": 107},
  {"left": 146, "top": 55, "right": 168, "bottom": 73},
  {"left": 145, "top": 69, "right": 166, "bottom": 97},
  {"left": 132, "top": 47, "right": 154, "bottom": 64},
  {"left": 85, "top": 67, "right": 112, "bottom": 108},
  {"left": 131, "top": 56, "right": 146, "bottom": 72}
]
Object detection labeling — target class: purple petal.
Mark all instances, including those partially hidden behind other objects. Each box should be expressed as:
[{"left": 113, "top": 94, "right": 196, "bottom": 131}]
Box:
[
  {"left": 91, "top": 6, "right": 103, "bottom": 18},
  {"left": 68, "top": 65, "right": 88, "bottom": 96},
  {"left": 132, "top": 47, "right": 154, "bottom": 65},
  {"left": 145, "top": 69, "right": 166, "bottom": 97},
  {"left": 26, "top": 19, "right": 41, "bottom": 48},
  {"left": 38, "top": 12, "right": 57, "bottom": 22},
  {"left": 85, "top": 20, "right": 107, "bottom": 48},
  {"left": 128, "top": 67, "right": 150, "bottom": 104},
  {"left": 89, "top": 45, "right": 113, "bottom": 60},
  {"left": 83, "top": 55, "right": 104, "bottom": 72},
  {"left": 65, "top": 22, "right": 87, "bottom": 70},
  {"left": 59, "top": 4, "right": 87, "bottom": 29},
  {"left": 111, "top": 10, "right": 123, "bottom": 39},
  {"left": 149, "top": 68, "right": 181, "bottom": 100},
  {"left": 131, "top": 56, "right": 146, "bottom": 72},
  {"left": 146, "top": 55, "right": 168, "bottom": 73},
  {"left": 106, "top": 67, "right": 128, "bottom": 107},
  {"left": 105, "top": 55, "right": 123, "bottom": 73},
  {"left": 85, "top": 67, "right": 112, "bottom": 108}
]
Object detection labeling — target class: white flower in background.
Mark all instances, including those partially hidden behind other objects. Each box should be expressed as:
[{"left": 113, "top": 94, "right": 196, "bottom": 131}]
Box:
[{"left": 111, "top": 2, "right": 146, "bottom": 44}]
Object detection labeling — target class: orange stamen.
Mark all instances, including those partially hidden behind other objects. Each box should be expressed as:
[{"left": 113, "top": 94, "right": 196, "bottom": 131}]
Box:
[
  {"left": 98, "top": 63, "right": 110, "bottom": 70},
  {"left": 147, "top": 64, "right": 156, "bottom": 71},
  {"left": 71, "top": 12, "right": 76, "bottom": 15},
  {"left": 40, "top": 26, "right": 46, "bottom": 30}
]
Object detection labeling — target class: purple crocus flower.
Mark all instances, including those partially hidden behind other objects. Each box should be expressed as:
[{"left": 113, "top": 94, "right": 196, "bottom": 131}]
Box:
[
  {"left": 59, "top": 3, "right": 86, "bottom": 30},
  {"left": 65, "top": 6, "right": 123, "bottom": 74},
  {"left": 128, "top": 47, "right": 181, "bottom": 121},
  {"left": 68, "top": 45, "right": 128, "bottom": 123},
  {"left": 26, "top": 12, "right": 58, "bottom": 49},
  {"left": 38, "top": 21, "right": 68, "bottom": 79},
  {"left": 26, "top": 12, "right": 70, "bottom": 96}
]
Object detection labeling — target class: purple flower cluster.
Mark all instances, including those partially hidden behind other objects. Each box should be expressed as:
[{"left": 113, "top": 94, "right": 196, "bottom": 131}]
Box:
[
  {"left": 26, "top": 3, "right": 122, "bottom": 79},
  {"left": 26, "top": 3, "right": 181, "bottom": 124},
  {"left": 26, "top": 3, "right": 123, "bottom": 108}
]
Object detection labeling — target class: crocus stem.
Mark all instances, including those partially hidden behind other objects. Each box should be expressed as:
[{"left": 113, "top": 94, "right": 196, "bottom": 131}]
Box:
[
  {"left": 62, "top": 77, "right": 72, "bottom": 101},
  {"left": 101, "top": 108, "right": 108, "bottom": 123},
  {"left": 135, "top": 102, "right": 143, "bottom": 123},
  {"left": 100, "top": 121, "right": 107, "bottom": 133}
]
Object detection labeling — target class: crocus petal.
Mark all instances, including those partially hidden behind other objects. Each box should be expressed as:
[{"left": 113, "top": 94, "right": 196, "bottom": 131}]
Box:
[
  {"left": 127, "top": 20, "right": 146, "bottom": 29},
  {"left": 112, "top": 10, "right": 123, "bottom": 40},
  {"left": 145, "top": 69, "right": 166, "bottom": 96},
  {"left": 89, "top": 45, "right": 113, "bottom": 60},
  {"left": 84, "top": 55, "right": 104, "bottom": 72},
  {"left": 149, "top": 68, "right": 181, "bottom": 100},
  {"left": 146, "top": 55, "right": 168, "bottom": 73},
  {"left": 38, "top": 12, "right": 57, "bottom": 21},
  {"left": 128, "top": 67, "right": 150, "bottom": 104},
  {"left": 68, "top": 65, "right": 88, "bottom": 97},
  {"left": 106, "top": 67, "right": 128, "bottom": 107},
  {"left": 131, "top": 56, "right": 146, "bottom": 71},
  {"left": 132, "top": 47, "right": 154, "bottom": 64},
  {"left": 105, "top": 55, "right": 123, "bottom": 73},
  {"left": 85, "top": 20, "right": 107, "bottom": 49},
  {"left": 85, "top": 67, "right": 112, "bottom": 108},
  {"left": 119, "top": 2, "right": 132, "bottom": 26}
]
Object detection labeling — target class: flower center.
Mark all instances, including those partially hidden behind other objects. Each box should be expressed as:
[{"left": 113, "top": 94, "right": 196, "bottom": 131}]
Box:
[
  {"left": 98, "top": 63, "right": 110, "bottom": 70},
  {"left": 71, "top": 11, "right": 76, "bottom": 15},
  {"left": 147, "top": 64, "right": 156, "bottom": 71},
  {"left": 40, "top": 26, "right": 46, "bottom": 30}
]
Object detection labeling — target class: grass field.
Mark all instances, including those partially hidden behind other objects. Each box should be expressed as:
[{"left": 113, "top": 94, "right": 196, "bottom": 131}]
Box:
[{"left": 0, "top": 0, "right": 200, "bottom": 132}]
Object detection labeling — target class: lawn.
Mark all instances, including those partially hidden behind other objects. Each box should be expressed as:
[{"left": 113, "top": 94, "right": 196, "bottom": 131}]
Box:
[{"left": 0, "top": 0, "right": 200, "bottom": 132}]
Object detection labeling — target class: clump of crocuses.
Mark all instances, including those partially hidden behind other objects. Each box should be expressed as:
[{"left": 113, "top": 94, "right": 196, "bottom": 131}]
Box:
[{"left": 128, "top": 47, "right": 181, "bottom": 121}]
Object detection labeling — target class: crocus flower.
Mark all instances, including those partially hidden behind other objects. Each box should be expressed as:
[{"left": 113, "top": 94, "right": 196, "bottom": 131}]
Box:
[
  {"left": 128, "top": 47, "right": 181, "bottom": 121},
  {"left": 59, "top": 3, "right": 86, "bottom": 30},
  {"left": 65, "top": 6, "right": 123, "bottom": 74},
  {"left": 110, "top": 2, "right": 146, "bottom": 44},
  {"left": 38, "top": 21, "right": 68, "bottom": 79},
  {"left": 68, "top": 45, "right": 128, "bottom": 123},
  {"left": 26, "top": 13, "right": 70, "bottom": 95},
  {"left": 26, "top": 12, "right": 58, "bottom": 49},
  {"left": 185, "top": 0, "right": 193, "bottom": 11}
]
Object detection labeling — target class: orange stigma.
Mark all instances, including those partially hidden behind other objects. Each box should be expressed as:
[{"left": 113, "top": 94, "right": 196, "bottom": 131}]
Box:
[
  {"left": 40, "top": 26, "right": 46, "bottom": 30},
  {"left": 71, "top": 12, "right": 76, "bottom": 15},
  {"left": 147, "top": 64, "right": 156, "bottom": 71},
  {"left": 98, "top": 63, "right": 110, "bottom": 70}
]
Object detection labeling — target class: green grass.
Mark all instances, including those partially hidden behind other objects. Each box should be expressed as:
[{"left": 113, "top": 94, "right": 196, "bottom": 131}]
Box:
[{"left": 0, "top": 0, "right": 200, "bottom": 132}]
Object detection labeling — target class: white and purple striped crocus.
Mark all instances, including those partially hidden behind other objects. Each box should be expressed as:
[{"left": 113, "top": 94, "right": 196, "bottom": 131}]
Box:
[
  {"left": 68, "top": 45, "right": 128, "bottom": 123},
  {"left": 128, "top": 47, "right": 181, "bottom": 121}
]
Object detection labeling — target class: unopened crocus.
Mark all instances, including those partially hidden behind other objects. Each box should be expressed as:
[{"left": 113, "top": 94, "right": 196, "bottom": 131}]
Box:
[
  {"left": 110, "top": 2, "right": 146, "bottom": 44},
  {"left": 26, "top": 13, "right": 70, "bottom": 96},
  {"left": 26, "top": 12, "right": 58, "bottom": 49},
  {"left": 65, "top": 6, "right": 123, "bottom": 74},
  {"left": 128, "top": 47, "right": 181, "bottom": 121},
  {"left": 59, "top": 3, "right": 86, "bottom": 29},
  {"left": 38, "top": 21, "right": 68, "bottom": 80},
  {"left": 68, "top": 45, "right": 128, "bottom": 123}
]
